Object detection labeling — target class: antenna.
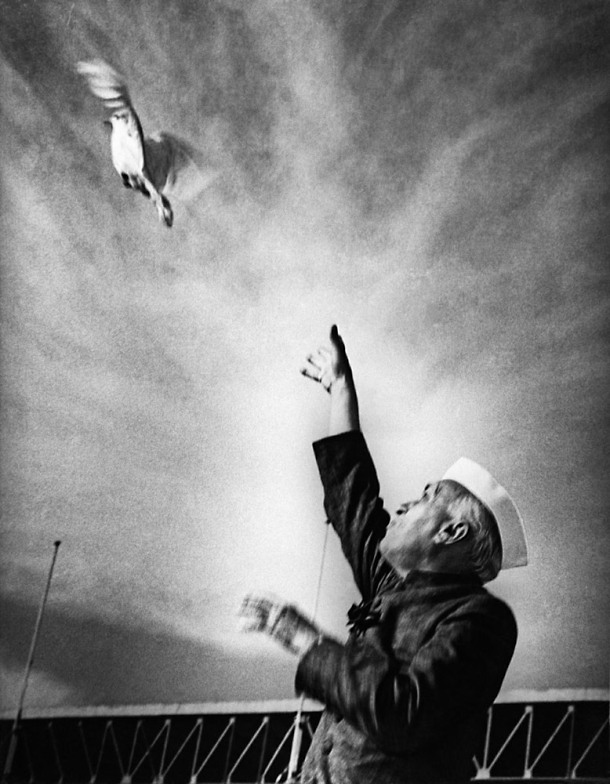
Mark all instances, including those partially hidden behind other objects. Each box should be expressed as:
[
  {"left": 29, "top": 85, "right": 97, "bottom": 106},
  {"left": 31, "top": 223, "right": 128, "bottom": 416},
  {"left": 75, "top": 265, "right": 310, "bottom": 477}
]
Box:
[{"left": 2, "top": 540, "right": 61, "bottom": 781}]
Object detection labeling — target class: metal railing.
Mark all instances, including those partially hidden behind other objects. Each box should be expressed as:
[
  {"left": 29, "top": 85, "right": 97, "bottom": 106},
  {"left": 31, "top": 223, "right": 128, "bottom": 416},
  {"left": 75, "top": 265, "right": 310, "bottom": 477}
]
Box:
[{"left": 1, "top": 692, "right": 608, "bottom": 782}]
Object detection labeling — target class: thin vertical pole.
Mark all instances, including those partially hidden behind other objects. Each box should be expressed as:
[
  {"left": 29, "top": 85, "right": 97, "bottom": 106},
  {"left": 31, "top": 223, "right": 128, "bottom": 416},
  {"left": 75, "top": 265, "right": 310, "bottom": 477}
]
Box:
[
  {"left": 286, "top": 524, "right": 329, "bottom": 782},
  {"left": 2, "top": 540, "right": 61, "bottom": 780}
]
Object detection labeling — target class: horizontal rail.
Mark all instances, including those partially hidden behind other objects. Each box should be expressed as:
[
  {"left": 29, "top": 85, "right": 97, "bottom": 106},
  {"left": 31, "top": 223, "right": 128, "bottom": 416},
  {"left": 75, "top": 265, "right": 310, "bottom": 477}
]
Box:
[{"left": 0, "top": 689, "right": 607, "bottom": 720}]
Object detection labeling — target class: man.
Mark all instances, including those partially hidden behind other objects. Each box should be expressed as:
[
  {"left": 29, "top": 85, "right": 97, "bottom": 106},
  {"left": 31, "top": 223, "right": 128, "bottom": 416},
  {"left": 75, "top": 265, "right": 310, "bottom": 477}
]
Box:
[{"left": 240, "top": 325, "right": 528, "bottom": 782}]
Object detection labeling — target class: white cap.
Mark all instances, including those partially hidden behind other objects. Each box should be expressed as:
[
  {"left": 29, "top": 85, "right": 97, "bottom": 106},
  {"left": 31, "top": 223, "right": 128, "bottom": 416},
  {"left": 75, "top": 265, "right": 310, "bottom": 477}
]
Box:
[{"left": 442, "top": 457, "right": 528, "bottom": 569}]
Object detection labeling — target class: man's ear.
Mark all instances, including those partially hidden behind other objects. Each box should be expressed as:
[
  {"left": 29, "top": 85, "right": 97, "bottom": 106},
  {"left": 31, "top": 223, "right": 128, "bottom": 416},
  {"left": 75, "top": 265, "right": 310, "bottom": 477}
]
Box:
[{"left": 433, "top": 520, "right": 469, "bottom": 546}]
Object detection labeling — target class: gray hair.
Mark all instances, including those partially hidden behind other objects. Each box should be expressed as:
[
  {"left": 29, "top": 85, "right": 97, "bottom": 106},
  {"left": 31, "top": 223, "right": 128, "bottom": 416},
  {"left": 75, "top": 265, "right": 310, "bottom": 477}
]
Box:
[{"left": 445, "top": 481, "right": 503, "bottom": 583}]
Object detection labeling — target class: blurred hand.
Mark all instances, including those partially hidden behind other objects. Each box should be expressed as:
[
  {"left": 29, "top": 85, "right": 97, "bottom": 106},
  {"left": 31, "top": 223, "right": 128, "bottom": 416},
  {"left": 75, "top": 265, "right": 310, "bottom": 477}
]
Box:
[
  {"left": 300, "top": 325, "right": 353, "bottom": 393},
  {"left": 239, "top": 594, "right": 322, "bottom": 657}
]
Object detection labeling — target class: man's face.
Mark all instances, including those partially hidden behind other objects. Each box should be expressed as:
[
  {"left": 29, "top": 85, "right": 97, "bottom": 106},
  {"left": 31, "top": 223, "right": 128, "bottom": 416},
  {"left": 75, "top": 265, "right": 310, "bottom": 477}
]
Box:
[{"left": 379, "top": 481, "right": 458, "bottom": 575}]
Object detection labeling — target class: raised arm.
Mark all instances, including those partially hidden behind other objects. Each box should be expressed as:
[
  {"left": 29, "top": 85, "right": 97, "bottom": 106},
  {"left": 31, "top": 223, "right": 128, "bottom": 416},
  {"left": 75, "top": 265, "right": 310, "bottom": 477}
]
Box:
[
  {"left": 301, "top": 327, "right": 393, "bottom": 597},
  {"left": 300, "top": 325, "right": 360, "bottom": 436}
]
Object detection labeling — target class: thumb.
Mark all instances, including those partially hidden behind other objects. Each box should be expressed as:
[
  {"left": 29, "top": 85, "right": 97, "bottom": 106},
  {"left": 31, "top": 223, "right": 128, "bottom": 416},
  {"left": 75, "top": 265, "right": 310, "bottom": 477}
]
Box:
[{"left": 329, "top": 324, "right": 342, "bottom": 346}]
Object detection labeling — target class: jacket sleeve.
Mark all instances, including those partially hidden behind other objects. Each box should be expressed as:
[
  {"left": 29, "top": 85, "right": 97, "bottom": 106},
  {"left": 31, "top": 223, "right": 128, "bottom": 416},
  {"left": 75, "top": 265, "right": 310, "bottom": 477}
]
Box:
[
  {"left": 295, "top": 597, "right": 517, "bottom": 754},
  {"left": 312, "top": 431, "right": 393, "bottom": 599}
]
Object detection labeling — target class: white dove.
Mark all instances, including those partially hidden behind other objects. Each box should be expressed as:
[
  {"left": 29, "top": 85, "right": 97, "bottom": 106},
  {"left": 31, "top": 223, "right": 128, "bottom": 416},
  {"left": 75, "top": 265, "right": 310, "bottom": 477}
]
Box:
[{"left": 77, "top": 59, "right": 213, "bottom": 227}]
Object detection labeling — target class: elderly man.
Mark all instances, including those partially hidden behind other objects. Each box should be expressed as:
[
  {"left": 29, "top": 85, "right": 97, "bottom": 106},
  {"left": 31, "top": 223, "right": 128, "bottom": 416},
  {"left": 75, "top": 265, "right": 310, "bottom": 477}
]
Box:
[{"left": 240, "top": 326, "right": 527, "bottom": 783}]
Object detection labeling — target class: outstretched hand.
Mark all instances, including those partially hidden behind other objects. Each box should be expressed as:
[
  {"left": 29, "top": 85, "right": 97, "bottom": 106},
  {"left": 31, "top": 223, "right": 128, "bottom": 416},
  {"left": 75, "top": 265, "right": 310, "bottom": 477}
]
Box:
[
  {"left": 300, "top": 325, "right": 353, "bottom": 393},
  {"left": 239, "top": 594, "right": 322, "bottom": 657}
]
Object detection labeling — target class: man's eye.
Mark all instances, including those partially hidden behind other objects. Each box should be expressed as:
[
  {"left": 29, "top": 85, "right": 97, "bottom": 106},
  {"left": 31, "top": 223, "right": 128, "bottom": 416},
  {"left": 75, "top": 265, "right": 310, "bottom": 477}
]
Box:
[{"left": 422, "top": 484, "right": 439, "bottom": 501}]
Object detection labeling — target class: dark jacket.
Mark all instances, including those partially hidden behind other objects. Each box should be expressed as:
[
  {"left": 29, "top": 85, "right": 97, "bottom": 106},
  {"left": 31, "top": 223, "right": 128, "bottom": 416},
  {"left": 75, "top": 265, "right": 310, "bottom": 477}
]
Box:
[{"left": 295, "top": 431, "right": 517, "bottom": 783}]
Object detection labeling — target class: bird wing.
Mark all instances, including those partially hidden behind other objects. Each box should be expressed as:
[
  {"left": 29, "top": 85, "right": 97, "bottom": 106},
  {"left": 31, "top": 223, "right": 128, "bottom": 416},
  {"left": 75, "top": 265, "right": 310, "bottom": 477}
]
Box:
[
  {"left": 76, "top": 59, "right": 134, "bottom": 112},
  {"left": 144, "top": 132, "right": 219, "bottom": 201},
  {"left": 77, "top": 58, "right": 147, "bottom": 177}
]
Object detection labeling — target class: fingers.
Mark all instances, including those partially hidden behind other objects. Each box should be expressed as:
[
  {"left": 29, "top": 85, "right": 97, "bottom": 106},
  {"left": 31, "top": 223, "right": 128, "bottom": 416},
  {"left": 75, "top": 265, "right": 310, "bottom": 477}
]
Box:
[
  {"left": 304, "top": 349, "right": 331, "bottom": 367},
  {"left": 302, "top": 354, "right": 321, "bottom": 374},
  {"left": 272, "top": 605, "right": 322, "bottom": 656},
  {"left": 300, "top": 366, "right": 321, "bottom": 384},
  {"left": 238, "top": 594, "right": 277, "bottom": 633},
  {"left": 239, "top": 595, "right": 322, "bottom": 656},
  {"left": 300, "top": 367, "right": 330, "bottom": 392},
  {"left": 300, "top": 327, "right": 348, "bottom": 391},
  {"left": 271, "top": 607, "right": 308, "bottom": 655},
  {"left": 300, "top": 350, "right": 332, "bottom": 390},
  {"left": 239, "top": 594, "right": 293, "bottom": 637}
]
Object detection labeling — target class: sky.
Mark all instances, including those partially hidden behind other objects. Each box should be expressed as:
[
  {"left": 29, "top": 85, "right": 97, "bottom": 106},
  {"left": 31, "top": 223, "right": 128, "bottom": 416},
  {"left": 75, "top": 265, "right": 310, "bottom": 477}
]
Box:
[{"left": 0, "top": 0, "right": 609, "bottom": 710}]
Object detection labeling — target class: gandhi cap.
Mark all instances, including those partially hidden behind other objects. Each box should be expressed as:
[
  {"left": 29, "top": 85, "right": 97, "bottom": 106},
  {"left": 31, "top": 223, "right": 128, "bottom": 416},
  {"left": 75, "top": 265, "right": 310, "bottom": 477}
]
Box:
[{"left": 442, "top": 457, "right": 528, "bottom": 569}]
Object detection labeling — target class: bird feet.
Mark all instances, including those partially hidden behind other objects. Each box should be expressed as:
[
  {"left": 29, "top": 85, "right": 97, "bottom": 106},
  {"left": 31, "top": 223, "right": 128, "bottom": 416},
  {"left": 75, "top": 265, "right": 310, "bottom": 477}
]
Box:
[{"left": 158, "top": 195, "right": 173, "bottom": 228}]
